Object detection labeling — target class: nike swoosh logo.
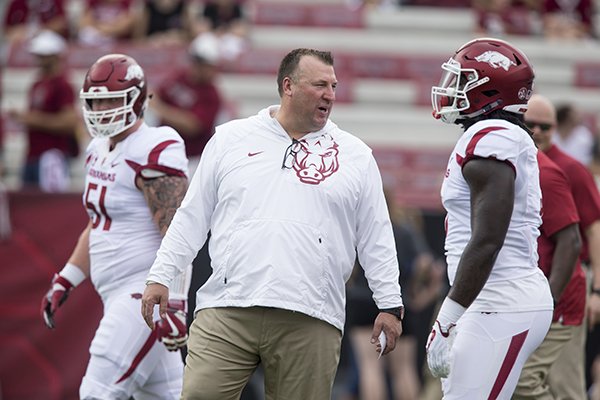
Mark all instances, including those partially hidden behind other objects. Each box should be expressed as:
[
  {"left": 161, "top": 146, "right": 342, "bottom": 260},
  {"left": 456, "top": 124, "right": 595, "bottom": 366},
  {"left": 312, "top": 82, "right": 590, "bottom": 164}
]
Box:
[
  {"left": 165, "top": 313, "right": 179, "bottom": 336},
  {"left": 248, "top": 151, "right": 264, "bottom": 157}
]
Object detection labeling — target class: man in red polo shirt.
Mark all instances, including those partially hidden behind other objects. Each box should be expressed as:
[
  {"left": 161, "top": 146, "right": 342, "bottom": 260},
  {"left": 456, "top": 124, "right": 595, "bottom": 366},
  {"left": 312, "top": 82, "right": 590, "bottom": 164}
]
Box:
[
  {"left": 515, "top": 93, "right": 600, "bottom": 399},
  {"left": 514, "top": 149, "right": 582, "bottom": 399}
]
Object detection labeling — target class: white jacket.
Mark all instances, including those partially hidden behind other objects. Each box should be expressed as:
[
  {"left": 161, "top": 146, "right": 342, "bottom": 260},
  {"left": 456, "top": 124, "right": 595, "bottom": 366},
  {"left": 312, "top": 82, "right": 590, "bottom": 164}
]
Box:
[{"left": 147, "top": 105, "right": 403, "bottom": 331}]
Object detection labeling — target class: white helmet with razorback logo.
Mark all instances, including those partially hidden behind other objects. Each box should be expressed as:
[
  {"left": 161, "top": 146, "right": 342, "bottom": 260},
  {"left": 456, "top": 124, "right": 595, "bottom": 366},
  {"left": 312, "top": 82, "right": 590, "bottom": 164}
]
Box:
[
  {"left": 431, "top": 38, "right": 534, "bottom": 124},
  {"left": 80, "top": 54, "right": 148, "bottom": 138}
]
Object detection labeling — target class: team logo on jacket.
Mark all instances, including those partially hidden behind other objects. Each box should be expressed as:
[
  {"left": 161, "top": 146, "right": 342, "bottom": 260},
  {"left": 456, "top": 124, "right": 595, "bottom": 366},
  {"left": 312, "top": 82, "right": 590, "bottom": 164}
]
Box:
[
  {"left": 474, "top": 51, "right": 516, "bottom": 71},
  {"left": 293, "top": 134, "right": 339, "bottom": 185}
]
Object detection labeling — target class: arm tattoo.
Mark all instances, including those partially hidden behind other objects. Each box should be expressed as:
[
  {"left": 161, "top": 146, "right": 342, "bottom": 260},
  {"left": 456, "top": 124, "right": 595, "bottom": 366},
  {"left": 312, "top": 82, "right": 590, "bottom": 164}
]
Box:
[{"left": 140, "top": 175, "right": 188, "bottom": 236}]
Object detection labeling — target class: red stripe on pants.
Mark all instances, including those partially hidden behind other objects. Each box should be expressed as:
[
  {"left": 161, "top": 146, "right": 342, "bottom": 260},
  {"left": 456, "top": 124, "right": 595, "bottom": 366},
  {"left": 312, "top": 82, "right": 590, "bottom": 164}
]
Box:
[
  {"left": 487, "top": 329, "right": 529, "bottom": 400},
  {"left": 116, "top": 329, "right": 158, "bottom": 384}
]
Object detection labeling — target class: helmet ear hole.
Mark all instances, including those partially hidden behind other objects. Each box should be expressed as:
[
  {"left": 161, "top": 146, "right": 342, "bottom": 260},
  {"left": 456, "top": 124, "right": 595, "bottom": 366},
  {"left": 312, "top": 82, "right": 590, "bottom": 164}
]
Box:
[
  {"left": 513, "top": 54, "right": 523, "bottom": 66},
  {"left": 482, "top": 89, "right": 499, "bottom": 97}
]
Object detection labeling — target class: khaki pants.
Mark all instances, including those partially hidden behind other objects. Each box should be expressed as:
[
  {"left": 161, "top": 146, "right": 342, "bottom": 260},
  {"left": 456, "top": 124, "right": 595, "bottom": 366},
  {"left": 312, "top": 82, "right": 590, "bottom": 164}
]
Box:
[
  {"left": 182, "top": 307, "right": 342, "bottom": 400},
  {"left": 514, "top": 322, "right": 585, "bottom": 400},
  {"left": 548, "top": 322, "right": 587, "bottom": 400}
]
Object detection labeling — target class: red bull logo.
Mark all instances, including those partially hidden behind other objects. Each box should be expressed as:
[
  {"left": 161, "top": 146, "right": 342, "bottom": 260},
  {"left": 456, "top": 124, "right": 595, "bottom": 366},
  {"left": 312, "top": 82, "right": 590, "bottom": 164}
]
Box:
[
  {"left": 474, "top": 51, "right": 516, "bottom": 71},
  {"left": 293, "top": 134, "right": 339, "bottom": 185}
]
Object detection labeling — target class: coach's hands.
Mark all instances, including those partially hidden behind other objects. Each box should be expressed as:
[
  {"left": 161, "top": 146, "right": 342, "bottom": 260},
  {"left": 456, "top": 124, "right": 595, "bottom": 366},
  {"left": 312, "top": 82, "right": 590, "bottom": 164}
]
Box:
[
  {"left": 141, "top": 281, "right": 169, "bottom": 329},
  {"left": 371, "top": 311, "right": 403, "bottom": 357},
  {"left": 426, "top": 320, "right": 456, "bottom": 378},
  {"left": 142, "top": 282, "right": 188, "bottom": 351},
  {"left": 156, "top": 300, "right": 188, "bottom": 351}
]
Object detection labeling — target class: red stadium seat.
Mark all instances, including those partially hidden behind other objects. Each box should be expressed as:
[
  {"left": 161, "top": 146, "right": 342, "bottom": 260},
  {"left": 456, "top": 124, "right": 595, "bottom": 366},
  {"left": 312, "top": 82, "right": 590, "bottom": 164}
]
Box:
[
  {"left": 252, "top": 2, "right": 365, "bottom": 28},
  {"left": 574, "top": 62, "right": 600, "bottom": 88}
]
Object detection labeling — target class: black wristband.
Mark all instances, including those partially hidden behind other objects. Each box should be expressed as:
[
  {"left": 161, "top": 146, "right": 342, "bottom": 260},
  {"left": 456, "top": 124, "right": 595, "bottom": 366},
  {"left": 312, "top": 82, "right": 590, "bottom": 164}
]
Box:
[
  {"left": 380, "top": 306, "right": 404, "bottom": 320},
  {"left": 592, "top": 288, "right": 600, "bottom": 296}
]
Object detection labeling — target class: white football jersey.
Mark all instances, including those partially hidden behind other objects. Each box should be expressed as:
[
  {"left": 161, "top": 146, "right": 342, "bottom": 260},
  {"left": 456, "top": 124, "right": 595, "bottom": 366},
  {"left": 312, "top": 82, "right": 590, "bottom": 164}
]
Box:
[
  {"left": 83, "top": 123, "right": 188, "bottom": 300},
  {"left": 441, "top": 119, "right": 552, "bottom": 312}
]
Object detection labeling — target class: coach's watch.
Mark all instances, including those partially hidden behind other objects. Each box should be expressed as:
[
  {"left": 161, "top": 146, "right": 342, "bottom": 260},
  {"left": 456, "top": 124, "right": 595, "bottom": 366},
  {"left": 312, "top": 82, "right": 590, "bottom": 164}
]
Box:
[
  {"left": 379, "top": 306, "right": 404, "bottom": 321},
  {"left": 592, "top": 288, "right": 600, "bottom": 296}
]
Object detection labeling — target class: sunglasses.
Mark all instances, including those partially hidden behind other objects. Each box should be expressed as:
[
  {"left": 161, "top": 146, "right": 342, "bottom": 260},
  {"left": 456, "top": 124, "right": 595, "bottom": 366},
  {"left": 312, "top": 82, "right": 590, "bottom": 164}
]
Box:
[
  {"left": 525, "top": 121, "right": 553, "bottom": 132},
  {"left": 281, "top": 139, "right": 301, "bottom": 169}
]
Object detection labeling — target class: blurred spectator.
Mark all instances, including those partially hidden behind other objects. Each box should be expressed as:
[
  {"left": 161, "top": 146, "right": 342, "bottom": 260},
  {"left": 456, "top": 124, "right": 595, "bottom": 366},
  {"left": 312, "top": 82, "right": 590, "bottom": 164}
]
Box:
[
  {"left": 7, "top": 30, "right": 79, "bottom": 192},
  {"left": 472, "top": 0, "right": 538, "bottom": 36},
  {"left": 133, "top": 0, "right": 192, "bottom": 46},
  {"left": 540, "top": 0, "right": 596, "bottom": 39},
  {"left": 3, "top": 0, "right": 70, "bottom": 44},
  {"left": 189, "top": 0, "right": 249, "bottom": 62},
  {"left": 149, "top": 33, "right": 222, "bottom": 174},
  {"left": 344, "top": 198, "right": 444, "bottom": 400},
  {"left": 78, "top": 0, "right": 138, "bottom": 46},
  {"left": 553, "top": 103, "right": 594, "bottom": 166}
]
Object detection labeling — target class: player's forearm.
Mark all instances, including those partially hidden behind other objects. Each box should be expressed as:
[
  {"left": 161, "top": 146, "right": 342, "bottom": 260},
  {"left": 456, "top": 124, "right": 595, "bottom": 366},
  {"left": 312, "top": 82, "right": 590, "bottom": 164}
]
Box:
[
  {"left": 67, "top": 222, "right": 92, "bottom": 277},
  {"left": 449, "top": 240, "right": 499, "bottom": 308},
  {"left": 449, "top": 198, "right": 508, "bottom": 307}
]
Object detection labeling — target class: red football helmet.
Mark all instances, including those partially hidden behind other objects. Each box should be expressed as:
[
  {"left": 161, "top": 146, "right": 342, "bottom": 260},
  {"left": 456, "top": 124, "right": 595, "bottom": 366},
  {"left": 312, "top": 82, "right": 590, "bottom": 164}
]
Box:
[
  {"left": 80, "top": 54, "right": 148, "bottom": 138},
  {"left": 431, "top": 38, "right": 534, "bottom": 124}
]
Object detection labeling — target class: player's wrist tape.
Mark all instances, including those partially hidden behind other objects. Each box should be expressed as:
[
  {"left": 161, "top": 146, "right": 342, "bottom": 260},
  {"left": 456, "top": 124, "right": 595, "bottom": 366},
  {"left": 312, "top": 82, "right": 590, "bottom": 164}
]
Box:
[
  {"left": 437, "top": 297, "right": 466, "bottom": 327},
  {"left": 59, "top": 263, "right": 86, "bottom": 287}
]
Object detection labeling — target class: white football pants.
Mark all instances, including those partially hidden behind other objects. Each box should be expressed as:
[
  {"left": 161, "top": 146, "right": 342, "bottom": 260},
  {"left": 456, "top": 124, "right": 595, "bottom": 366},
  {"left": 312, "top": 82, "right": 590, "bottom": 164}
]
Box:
[{"left": 441, "top": 309, "right": 552, "bottom": 400}]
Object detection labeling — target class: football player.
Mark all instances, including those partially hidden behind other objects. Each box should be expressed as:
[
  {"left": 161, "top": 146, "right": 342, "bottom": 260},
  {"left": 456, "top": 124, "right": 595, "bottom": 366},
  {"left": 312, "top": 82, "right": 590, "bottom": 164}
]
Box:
[
  {"left": 41, "top": 54, "right": 191, "bottom": 399},
  {"left": 426, "top": 38, "right": 553, "bottom": 399}
]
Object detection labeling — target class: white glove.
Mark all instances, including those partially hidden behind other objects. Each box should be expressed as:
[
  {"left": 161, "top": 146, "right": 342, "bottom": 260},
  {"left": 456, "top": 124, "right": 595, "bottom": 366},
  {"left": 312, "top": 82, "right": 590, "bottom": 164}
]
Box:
[
  {"left": 426, "top": 320, "right": 457, "bottom": 378},
  {"left": 425, "top": 297, "right": 466, "bottom": 378}
]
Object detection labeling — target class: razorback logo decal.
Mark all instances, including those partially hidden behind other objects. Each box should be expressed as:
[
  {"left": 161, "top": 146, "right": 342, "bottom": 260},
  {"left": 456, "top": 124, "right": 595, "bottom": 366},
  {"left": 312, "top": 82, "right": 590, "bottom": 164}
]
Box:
[
  {"left": 293, "top": 134, "right": 339, "bottom": 185},
  {"left": 474, "top": 51, "right": 516, "bottom": 71},
  {"left": 124, "top": 64, "right": 145, "bottom": 84}
]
